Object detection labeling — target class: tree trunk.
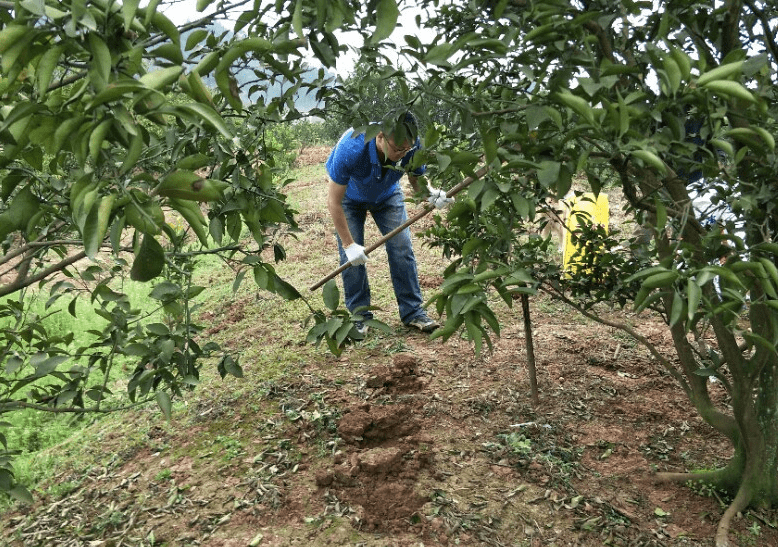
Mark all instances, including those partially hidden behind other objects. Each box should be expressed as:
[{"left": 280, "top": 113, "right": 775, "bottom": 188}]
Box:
[
  {"left": 520, "top": 293, "right": 539, "bottom": 406},
  {"left": 644, "top": 177, "right": 778, "bottom": 545}
]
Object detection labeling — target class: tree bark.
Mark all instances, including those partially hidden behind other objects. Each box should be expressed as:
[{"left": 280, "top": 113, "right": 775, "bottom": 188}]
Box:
[{"left": 520, "top": 293, "right": 539, "bottom": 406}]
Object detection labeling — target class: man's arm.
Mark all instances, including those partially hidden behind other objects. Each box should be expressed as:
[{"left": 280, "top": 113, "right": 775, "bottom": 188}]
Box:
[
  {"left": 408, "top": 174, "right": 425, "bottom": 197},
  {"left": 327, "top": 180, "right": 354, "bottom": 247}
]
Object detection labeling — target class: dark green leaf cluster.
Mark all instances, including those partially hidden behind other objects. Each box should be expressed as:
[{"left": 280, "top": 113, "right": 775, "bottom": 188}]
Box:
[{"left": 304, "top": 280, "right": 391, "bottom": 356}]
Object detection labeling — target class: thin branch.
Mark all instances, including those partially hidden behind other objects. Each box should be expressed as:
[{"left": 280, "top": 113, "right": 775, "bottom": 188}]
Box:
[
  {"left": 542, "top": 283, "right": 691, "bottom": 393},
  {"left": 0, "top": 239, "right": 80, "bottom": 268},
  {"left": 1, "top": 398, "right": 153, "bottom": 414},
  {"left": 743, "top": 0, "right": 778, "bottom": 66},
  {"left": 472, "top": 106, "right": 527, "bottom": 117},
  {"left": 0, "top": 250, "right": 87, "bottom": 298}
]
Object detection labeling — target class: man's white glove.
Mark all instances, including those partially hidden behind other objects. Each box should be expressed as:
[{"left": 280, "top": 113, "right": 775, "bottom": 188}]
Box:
[
  {"left": 345, "top": 243, "right": 368, "bottom": 266},
  {"left": 427, "top": 184, "right": 454, "bottom": 210}
]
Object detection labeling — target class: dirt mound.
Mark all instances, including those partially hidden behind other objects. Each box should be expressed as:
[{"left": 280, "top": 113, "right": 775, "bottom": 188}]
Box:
[
  {"left": 294, "top": 145, "right": 331, "bottom": 167},
  {"left": 315, "top": 354, "right": 434, "bottom": 535}
]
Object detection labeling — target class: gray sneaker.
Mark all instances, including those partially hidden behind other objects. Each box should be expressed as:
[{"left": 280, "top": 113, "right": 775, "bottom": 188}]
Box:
[
  {"left": 405, "top": 314, "right": 440, "bottom": 333},
  {"left": 353, "top": 321, "right": 369, "bottom": 337}
]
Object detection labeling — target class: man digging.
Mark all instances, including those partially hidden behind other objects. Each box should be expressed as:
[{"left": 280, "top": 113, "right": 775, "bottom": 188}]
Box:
[{"left": 325, "top": 111, "right": 453, "bottom": 335}]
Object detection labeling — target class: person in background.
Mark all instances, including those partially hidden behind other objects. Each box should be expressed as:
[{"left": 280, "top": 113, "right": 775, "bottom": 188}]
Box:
[{"left": 325, "top": 111, "right": 453, "bottom": 335}]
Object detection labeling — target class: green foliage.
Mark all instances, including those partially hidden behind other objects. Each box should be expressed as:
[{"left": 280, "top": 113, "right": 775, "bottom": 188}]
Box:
[
  {"left": 404, "top": 1, "right": 777, "bottom": 541},
  {"left": 0, "top": 0, "right": 351, "bottom": 500},
  {"left": 262, "top": 119, "right": 336, "bottom": 170},
  {"left": 3, "top": 1, "right": 778, "bottom": 540},
  {"left": 304, "top": 280, "right": 391, "bottom": 356}
]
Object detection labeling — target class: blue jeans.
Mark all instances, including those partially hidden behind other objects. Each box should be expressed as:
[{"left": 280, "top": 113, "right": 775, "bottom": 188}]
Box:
[{"left": 337, "top": 191, "right": 425, "bottom": 324}]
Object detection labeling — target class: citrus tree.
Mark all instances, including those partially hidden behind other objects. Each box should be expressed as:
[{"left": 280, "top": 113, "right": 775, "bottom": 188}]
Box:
[
  {"left": 3, "top": 1, "right": 777, "bottom": 545},
  {"left": 380, "top": 1, "right": 775, "bottom": 545},
  {"left": 0, "top": 0, "right": 371, "bottom": 501}
]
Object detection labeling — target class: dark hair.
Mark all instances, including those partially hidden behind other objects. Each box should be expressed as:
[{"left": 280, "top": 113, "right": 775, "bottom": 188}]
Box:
[{"left": 383, "top": 109, "right": 419, "bottom": 144}]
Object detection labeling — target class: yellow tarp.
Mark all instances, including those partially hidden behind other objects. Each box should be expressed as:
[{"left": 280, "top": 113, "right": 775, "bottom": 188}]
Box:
[{"left": 562, "top": 193, "right": 609, "bottom": 273}]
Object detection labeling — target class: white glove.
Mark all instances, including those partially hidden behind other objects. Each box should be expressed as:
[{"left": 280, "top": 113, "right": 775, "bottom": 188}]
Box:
[
  {"left": 345, "top": 243, "right": 368, "bottom": 266},
  {"left": 427, "top": 184, "right": 454, "bottom": 209}
]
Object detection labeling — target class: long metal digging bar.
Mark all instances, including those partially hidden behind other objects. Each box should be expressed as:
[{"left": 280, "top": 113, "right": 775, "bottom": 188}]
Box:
[{"left": 309, "top": 163, "right": 491, "bottom": 291}]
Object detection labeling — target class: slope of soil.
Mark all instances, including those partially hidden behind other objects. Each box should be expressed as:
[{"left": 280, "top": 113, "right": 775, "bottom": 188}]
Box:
[{"left": 2, "top": 147, "right": 776, "bottom": 547}]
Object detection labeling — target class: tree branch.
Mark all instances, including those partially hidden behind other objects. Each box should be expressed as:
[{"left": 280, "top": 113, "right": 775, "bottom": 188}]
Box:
[
  {"left": 743, "top": 0, "right": 778, "bottom": 66},
  {"left": 0, "top": 250, "right": 87, "bottom": 298},
  {"left": 0, "top": 239, "right": 80, "bottom": 269},
  {"left": 541, "top": 284, "right": 691, "bottom": 392},
  {"left": 0, "top": 398, "right": 153, "bottom": 414}
]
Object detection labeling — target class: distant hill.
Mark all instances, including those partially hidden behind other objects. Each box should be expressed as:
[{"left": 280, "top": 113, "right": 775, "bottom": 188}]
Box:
[
  {"left": 233, "top": 65, "right": 336, "bottom": 112},
  {"left": 179, "top": 23, "right": 338, "bottom": 112}
]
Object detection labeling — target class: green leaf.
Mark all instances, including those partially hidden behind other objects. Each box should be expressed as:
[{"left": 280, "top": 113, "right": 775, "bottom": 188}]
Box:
[
  {"left": 123, "top": 343, "right": 151, "bottom": 357},
  {"left": 483, "top": 127, "right": 499, "bottom": 164},
  {"left": 701, "top": 265, "right": 745, "bottom": 289},
  {"left": 87, "top": 33, "right": 111, "bottom": 90},
  {"left": 625, "top": 265, "right": 673, "bottom": 284},
  {"left": 176, "top": 103, "right": 233, "bottom": 140},
  {"left": 272, "top": 274, "right": 302, "bottom": 301},
  {"left": 669, "top": 290, "right": 684, "bottom": 327},
  {"left": 122, "top": 0, "right": 141, "bottom": 30},
  {"left": 153, "top": 42, "right": 184, "bottom": 65},
  {"left": 326, "top": 317, "right": 343, "bottom": 338},
  {"left": 537, "top": 161, "right": 561, "bottom": 187},
  {"left": 465, "top": 312, "right": 483, "bottom": 355},
  {"left": 371, "top": 0, "right": 399, "bottom": 44},
  {"left": 20, "top": 0, "right": 45, "bottom": 16},
  {"left": 687, "top": 278, "right": 701, "bottom": 321},
  {"left": 323, "top": 279, "right": 340, "bottom": 311},
  {"left": 526, "top": 105, "right": 549, "bottom": 131},
  {"left": 436, "top": 153, "right": 452, "bottom": 172},
  {"left": 147, "top": 10, "right": 180, "bottom": 45},
  {"left": 696, "top": 60, "right": 743, "bottom": 87},
  {"left": 35, "top": 44, "right": 65, "bottom": 97},
  {"left": 451, "top": 293, "right": 471, "bottom": 317},
  {"left": 425, "top": 42, "right": 454, "bottom": 66},
  {"left": 83, "top": 194, "right": 114, "bottom": 259},
  {"left": 147, "top": 323, "right": 170, "bottom": 336},
  {"left": 185, "top": 29, "right": 209, "bottom": 51},
  {"left": 140, "top": 66, "right": 184, "bottom": 91},
  {"left": 292, "top": 0, "right": 304, "bottom": 40},
  {"left": 130, "top": 234, "right": 165, "bottom": 282},
  {"left": 156, "top": 391, "right": 172, "bottom": 420},
  {"left": 309, "top": 35, "right": 336, "bottom": 67},
  {"left": 481, "top": 188, "right": 500, "bottom": 212},
  {"left": 556, "top": 91, "right": 595, "bottom": 124},
  {"left": 31, "top": 354, "right": 69, "bottom": 376},
  {"left": 196, "top": 0, "right": 214, "bottom": 11},
  {"left": 253, "top": 264, "right": 270, "bottom": 289},
  {"left": 631, "top": 149, "right": 667, "bottom": 175}
]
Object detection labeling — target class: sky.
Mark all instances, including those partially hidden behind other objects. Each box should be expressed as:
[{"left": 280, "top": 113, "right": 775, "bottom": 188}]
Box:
[{"left": 159, "top": 0, "right": 433, "bottom": 78}]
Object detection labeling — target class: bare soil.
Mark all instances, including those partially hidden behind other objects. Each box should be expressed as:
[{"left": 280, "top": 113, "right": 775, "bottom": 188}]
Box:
[{"left": 2, "top": 146, "right": 776, "bottom": 547}]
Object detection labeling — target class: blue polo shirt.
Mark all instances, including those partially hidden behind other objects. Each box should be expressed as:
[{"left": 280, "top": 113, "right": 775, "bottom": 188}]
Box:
[{"left": 326, "top": 129, "right": 426, "bottom": 204}]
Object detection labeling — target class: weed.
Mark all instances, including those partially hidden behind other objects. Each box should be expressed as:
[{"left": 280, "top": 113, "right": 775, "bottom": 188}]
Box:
[
  {"left": 45, "top": 480, "right": 79, "bottom": 500},
  {"left": 154, "top": 469, "right": 172, "bottom": 482},
  {"left": 214, "top": 435, "right": 244, "bottom": 461},
  {"left": 498, "top": 432, "right": 533, "bottom": 456},
  {"left": 383, "top": 338, "right": 411, "bottom": 354}
]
